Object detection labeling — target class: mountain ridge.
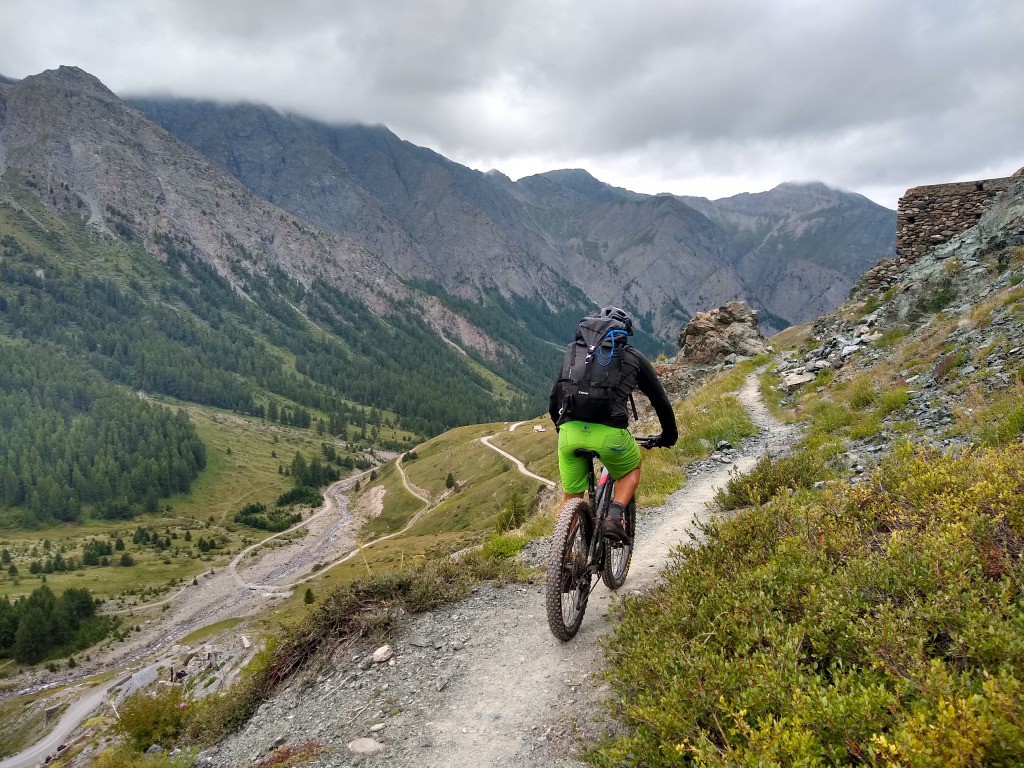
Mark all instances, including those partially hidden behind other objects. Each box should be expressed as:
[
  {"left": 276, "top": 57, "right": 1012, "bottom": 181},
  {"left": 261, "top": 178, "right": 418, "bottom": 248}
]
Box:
[{"left": 127, "top": 91, "right": 896, "bottom": 336}]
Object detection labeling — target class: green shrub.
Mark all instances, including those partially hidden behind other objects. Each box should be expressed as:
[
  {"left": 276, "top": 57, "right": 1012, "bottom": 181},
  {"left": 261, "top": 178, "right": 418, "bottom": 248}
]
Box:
[
  {"left": 116, "top": 686, "right": 187, "bottom": 751},
  {"left": 924, "top": 285, "right": 957, "bottom": 313},
  {"left": 591, "top": 442, "right": 1024, "bottom": 767},
  {"left": 714, "top": 449, "right": 835, "bottom": 510}
]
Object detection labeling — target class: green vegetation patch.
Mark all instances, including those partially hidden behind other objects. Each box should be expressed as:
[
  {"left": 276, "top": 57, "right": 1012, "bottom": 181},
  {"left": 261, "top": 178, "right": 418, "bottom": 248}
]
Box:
[
  {"left": 357, "top": 464, "right": 422, "bottom": 537},
  {"left": 0, "top": 344, "right": 205, "bottom": 527},
  {"left": 593, "top": 442, "right": 1024, "bottom": 766},
  {"left": 714, "top": 450, "right": 837, "bottom": 510},
  {"left": 0, "top": 584, "right": 115, "bottom": 664}
]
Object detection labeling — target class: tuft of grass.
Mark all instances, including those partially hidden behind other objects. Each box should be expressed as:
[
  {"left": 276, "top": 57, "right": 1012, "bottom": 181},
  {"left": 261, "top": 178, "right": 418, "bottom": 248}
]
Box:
[
  {"left": 933, "top": 350, "right": 968, "bottom": 380},
  {"left": 956, "top": 380, "right": 1024, "bottom": 446},
  {"left": 861, "top": 295, "right": 881, "bottom": 315},
  {"left": 873, "top": 327, "right": 911, "bottom": 348},
  {"left": 481, "top": 532, "right": 529, "bottom": 559},
  {"left": 88, "top": 747, "right": 195, "bottom": 768}
]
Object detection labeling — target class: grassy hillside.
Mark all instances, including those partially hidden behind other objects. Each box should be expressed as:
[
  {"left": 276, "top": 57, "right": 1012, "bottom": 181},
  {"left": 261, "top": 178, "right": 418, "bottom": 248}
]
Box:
[
  {"left": 589, "top": 239, "right": 1024, "bottom": 764},
  {"left": 0, "top": 172, "right": 555, "bottom": 644}
]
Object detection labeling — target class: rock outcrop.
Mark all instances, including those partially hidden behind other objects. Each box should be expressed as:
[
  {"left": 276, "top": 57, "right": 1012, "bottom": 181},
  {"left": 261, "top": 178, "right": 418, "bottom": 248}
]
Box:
[{"left": 678, "top": 301, "right": 770, "bottom": 364}]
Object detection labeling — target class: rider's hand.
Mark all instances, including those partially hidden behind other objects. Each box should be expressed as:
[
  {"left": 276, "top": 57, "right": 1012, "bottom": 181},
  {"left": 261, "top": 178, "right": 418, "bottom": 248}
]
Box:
[{"left": 654, "top": 432, "right": 676, "bottom": 448}]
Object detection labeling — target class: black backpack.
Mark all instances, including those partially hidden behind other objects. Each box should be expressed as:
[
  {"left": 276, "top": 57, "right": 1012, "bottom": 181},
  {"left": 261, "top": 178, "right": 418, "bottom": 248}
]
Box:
[{"left": 554, "top": 315, "right": 632, "bottom": 425}]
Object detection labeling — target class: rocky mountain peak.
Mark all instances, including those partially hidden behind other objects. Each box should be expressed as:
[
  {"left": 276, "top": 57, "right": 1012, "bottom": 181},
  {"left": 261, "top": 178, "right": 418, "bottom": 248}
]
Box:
[{"left": 20, "top": 65, "right": 119, "bottom": 101}]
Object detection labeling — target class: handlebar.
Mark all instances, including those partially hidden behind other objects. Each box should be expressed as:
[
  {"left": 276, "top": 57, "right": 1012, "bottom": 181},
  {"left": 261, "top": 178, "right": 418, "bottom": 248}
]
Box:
[{"left": 635, "top": 435, "right": 660, "bottom": 450}]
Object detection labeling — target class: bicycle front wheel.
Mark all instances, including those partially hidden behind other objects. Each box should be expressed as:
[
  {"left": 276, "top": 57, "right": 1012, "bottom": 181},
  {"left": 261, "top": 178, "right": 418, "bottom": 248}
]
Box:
[
  {"left": 601, "top": 497, "right": 635, "bottom": 590},
  {"left": 545, "top": 498, "right": 593, "bottom": 641}
]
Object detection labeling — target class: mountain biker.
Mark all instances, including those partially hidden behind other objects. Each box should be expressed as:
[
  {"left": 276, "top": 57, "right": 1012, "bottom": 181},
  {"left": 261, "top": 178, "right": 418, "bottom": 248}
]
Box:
[{"left": 548, "top": 306, "right": 678, "bottom": 542}]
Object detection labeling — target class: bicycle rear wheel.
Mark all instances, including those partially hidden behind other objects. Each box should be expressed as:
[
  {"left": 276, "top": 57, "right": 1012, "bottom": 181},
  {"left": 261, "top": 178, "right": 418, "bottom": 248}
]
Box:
[
  {"left": 601, "top": 497, "right": 635, "bottom": 590},
  {"left": 545, "top": 498, "right": 593, "bottom": 641}
]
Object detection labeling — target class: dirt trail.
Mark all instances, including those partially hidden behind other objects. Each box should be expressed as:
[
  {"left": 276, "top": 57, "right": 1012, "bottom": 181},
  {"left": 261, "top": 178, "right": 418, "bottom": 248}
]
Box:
[
  {"left": 392, "top": 373, "right": 797, "bottom": 767},
  {"left": 479, "top": 435, "right": 556, "bottom": 488},
  {"left": 205, "top": 373, "right": 800, "bottom": 768}
]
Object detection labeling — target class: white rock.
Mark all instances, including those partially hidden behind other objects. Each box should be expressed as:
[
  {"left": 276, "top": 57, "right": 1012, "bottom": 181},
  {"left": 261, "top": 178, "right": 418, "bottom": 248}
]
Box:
[
  {"left": 372, "top": 644, "right": 394, "bottom": 663},
  {"left": 348, "top": 738, "right": 386, "bottom": 756},
  {"left": 779, "top": 371, "right": 817, "bottom": 390}
]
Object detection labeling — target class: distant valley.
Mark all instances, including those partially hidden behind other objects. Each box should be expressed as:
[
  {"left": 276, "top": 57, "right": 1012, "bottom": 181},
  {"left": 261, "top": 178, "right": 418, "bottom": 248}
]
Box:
[{"left": 0, "top": 64, "right": 894, "bottom": 535}]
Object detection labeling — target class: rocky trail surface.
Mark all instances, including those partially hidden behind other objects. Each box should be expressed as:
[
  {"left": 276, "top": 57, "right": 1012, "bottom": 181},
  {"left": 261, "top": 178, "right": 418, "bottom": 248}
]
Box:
[{"left": 199, "top": 374, "right": 799, "bottom": 768}]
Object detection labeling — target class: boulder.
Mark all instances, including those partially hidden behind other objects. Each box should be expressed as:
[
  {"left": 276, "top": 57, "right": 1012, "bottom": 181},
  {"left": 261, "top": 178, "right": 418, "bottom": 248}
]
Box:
[{"left": 678, "top": 301, "right": 770, "bottom": 364}]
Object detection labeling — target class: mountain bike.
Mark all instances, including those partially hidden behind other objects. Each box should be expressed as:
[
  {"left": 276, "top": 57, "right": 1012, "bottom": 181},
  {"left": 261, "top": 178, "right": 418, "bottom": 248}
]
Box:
[{"left": 545, "top": 436, "right": 657, "bottom": 641}]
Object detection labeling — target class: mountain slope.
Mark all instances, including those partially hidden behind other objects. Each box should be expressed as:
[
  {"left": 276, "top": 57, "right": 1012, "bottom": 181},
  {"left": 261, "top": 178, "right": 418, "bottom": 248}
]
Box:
[
  {"left": 681, "top": 182, "right": 897, "bottom": 324},
  {"left": 0, "top": 67, "right": 559, "bottom": 446},
  {"left": 129, "top": 97, "right": 895, "bottom": 339},
  {"left": 126, "top": 98, "right": 590, "bottom": 318}
]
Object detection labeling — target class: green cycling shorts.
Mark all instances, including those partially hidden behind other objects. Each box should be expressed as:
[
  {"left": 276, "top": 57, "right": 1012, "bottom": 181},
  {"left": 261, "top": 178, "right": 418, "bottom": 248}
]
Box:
[{"left": 557, "top": 421, "right": 641, "bottom": 494}]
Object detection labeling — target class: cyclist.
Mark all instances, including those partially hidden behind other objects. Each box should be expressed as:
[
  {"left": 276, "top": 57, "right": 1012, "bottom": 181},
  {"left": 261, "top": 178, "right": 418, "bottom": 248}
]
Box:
[{"left": 548, "top": 306, "right": 678, "bottom": 542}]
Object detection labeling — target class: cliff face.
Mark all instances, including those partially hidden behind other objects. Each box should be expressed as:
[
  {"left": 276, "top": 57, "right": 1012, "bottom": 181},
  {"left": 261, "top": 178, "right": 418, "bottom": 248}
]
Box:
[{"left": 130, "top": 97, "right": 896, "bottom": 337}]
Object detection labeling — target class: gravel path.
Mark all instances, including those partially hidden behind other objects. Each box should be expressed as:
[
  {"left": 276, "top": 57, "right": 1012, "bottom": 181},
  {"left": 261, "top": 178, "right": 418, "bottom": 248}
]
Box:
[{"left": 200, "top": 373, "right": 801, "bottom": 768}]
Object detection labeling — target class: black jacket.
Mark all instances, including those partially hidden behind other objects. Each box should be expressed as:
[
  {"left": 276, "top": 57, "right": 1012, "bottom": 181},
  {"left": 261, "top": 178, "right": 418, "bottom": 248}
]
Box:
[{"left": 548, "top": 345, "right": 678, "bottom": 444}]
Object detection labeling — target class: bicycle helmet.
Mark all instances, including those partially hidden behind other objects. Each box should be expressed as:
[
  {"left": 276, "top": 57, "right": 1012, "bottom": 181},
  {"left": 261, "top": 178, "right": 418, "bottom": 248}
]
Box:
[{"left": 599, "top": 306, "right": 633, "bottom": 335}]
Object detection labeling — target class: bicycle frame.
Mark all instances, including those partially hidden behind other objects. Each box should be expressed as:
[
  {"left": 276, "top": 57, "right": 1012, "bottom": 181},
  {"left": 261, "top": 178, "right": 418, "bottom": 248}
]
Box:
[{"left": 546, "top": 435, "right": 654, "bottom": 641}]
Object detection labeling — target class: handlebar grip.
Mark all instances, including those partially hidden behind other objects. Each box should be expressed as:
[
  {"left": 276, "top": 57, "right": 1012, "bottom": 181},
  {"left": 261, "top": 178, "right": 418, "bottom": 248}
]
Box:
[{"left": 635, "top": 436, "right": 659, "bottom": 449}]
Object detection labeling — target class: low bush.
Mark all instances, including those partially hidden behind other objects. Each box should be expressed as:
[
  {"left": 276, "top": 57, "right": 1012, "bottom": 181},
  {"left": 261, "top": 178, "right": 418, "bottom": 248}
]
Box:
[
  {"left": 714, "top": 449, "right": 836, "bottom": 510},
  {"left": 233, "top": 502, "right": 302, "bottom": 532},
  {"left": 592, "top": 442, "right": 1024, "bottom": 766},
  {"left": 116, "top": 686, "right": 187, "bottom": 751}
]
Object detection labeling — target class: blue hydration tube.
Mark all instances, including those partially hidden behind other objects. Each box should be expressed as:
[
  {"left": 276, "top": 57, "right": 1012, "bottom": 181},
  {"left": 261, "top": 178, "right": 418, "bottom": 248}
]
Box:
[{"left": 597, "top": 329, "right": 629, "bottom": 367}]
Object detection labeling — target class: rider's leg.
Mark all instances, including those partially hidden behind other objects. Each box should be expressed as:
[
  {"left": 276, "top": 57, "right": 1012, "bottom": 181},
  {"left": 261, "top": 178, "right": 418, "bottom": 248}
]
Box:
[{"left": 611, "top": 466, "right": 640, "bottom": 506}]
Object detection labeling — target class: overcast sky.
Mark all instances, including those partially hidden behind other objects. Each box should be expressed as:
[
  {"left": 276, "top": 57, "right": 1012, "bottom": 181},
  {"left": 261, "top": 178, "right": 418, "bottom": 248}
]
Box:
[{"left": 2, "top": 0, "right": 1021, "bottom": 209}]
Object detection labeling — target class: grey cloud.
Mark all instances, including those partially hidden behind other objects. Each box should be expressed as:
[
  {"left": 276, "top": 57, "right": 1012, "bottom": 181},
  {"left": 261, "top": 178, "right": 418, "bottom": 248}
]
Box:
[{"left": 1, "top": 0, "right": 1021, "bottom": 208}]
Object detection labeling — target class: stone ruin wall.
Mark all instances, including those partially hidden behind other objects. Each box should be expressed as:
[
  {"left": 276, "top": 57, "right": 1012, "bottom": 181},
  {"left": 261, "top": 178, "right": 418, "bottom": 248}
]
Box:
[{"left": 861, "top": 167, "right": 1024, "bottom": 291}]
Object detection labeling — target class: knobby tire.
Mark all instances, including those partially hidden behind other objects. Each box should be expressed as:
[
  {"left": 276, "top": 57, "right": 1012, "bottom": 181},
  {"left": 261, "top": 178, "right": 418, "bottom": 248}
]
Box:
[
  {"left": 545, "top": 498, "right": 592, "bottom": 641},
  {"left": 601, "top": 497, "right": 635, "bottom": 590}
]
